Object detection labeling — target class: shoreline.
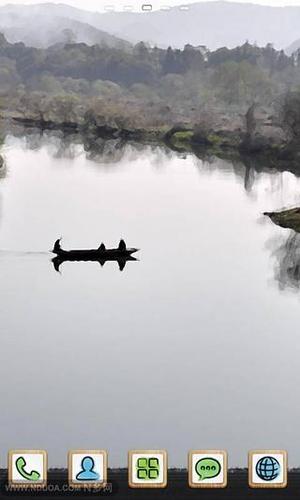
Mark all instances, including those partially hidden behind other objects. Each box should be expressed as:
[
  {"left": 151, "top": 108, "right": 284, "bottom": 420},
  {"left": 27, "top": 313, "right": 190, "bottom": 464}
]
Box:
[
  {"left": 6, "top": 112, "right": 294, "bottom": 151},
  {"left": 2, "top": 116, "right": 300, "bottom": 177}
]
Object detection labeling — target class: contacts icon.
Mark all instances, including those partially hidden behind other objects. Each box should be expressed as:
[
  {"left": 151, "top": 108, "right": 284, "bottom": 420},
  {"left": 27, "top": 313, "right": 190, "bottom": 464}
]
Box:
[
  {"left": 68, "top": 450, "right": 107, "bottom": 488},
  {"left": 76, "top": 456, "right": 99, "bottom": 481}
]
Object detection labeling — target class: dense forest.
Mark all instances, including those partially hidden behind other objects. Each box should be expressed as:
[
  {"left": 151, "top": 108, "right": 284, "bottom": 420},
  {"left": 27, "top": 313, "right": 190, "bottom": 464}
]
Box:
[{"left": 1, "top": 33, "right": 300, "bottom": 150}]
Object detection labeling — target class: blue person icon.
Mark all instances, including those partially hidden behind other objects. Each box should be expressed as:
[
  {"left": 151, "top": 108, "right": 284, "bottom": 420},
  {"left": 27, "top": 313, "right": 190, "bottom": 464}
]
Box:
[{"left": 76, "top": 456, "right": 100, "bottom": 481}]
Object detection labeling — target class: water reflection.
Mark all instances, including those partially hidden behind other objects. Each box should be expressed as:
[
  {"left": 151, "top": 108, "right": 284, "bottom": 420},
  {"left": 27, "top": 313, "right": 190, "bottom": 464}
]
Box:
[
  {"left": 0, "top": 160, "right": 5, "bottom": 179},
  {"left": 0, "top": 135, "right": 6, "bottom": 177},
  {"left": 6, "top": 126, "right": 296, "bottom": 191},
  {"left": 2, "top": 129, "right": 300, "bottom": 467},
  {"left": 269, "top": 231, "right": 300, "bottom": 290},
  {"left": 52, "top": 254, "right": 138, "bottom": 272},
  {"left": 6, "top": 126, "right": 172, "bottom": 165},
  {"left": 0, "top": 147, "right": 5, "bottom": 232}
]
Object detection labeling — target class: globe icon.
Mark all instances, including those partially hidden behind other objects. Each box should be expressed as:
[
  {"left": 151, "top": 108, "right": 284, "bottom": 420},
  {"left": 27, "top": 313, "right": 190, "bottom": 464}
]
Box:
[{"left": 256, "top": 456, "right": 280, "bottom": 481}]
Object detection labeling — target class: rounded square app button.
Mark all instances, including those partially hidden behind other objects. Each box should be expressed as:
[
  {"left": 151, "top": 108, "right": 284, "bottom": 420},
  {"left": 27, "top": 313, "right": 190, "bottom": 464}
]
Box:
[
  {"left": 188, "top": 450, "right": 227, "bottom": 488},
  {"left": 128, "top": 450, "right": 167, "bottom": 488},
  {"left": 68, "top": 450, "right": 107, "bottom": 488},
  {"left": 8, "top": 450, "right": 47, "bottom": 488},
  {"left": 248, "top": 450, "right": 287, "bottom": 488}
]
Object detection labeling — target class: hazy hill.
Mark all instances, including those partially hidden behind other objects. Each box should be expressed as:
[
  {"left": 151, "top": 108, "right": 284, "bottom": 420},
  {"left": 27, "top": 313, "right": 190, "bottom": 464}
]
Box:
[
  {"left": 286, "top": 39, "right": 300, "bottom": 56},
  {"left": 93, "top": 2, "right": 300, "bottom": 50},
  {"left": 1, "top": 2, "right": 300, "bottom": 50},
  {"left": 0, "top": 4, "right": 130, "bottom": 49}
]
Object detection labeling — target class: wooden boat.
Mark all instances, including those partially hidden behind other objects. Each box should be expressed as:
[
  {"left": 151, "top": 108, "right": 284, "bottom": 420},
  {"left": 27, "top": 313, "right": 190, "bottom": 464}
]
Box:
[
  {"left": 52, "top": 238, "right": 138, "bottom": 258},
  {"left": 51, "top": 238, "right": 138, "bottom": 272}
]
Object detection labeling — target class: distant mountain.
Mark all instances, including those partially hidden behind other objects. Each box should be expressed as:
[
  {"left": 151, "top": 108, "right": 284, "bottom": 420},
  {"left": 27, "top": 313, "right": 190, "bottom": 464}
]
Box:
[
  {"left": 0, "top": 4, "right": 130, "bottom": 49},
  {"left": 93, "top": 2, "right": 300, "bottom": 50},
  {"left": 286, "top": 39, "right": 300, "bottom": 56},
  {"left": 1, "top": 2, "right": 300, "bottom": 51}
]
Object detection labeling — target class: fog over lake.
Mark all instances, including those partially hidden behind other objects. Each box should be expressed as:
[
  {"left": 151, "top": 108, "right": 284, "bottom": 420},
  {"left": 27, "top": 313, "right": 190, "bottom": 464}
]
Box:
[{"left": 0, "top": 132, "right": 300, "bottom": 468}]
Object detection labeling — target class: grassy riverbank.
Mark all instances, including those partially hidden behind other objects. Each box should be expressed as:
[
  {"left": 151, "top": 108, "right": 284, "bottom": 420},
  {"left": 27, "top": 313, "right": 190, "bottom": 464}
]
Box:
[
  {"left": 3, "top": 107, "right": 300, "bottom": 177},
  {"left": 265, "top": 208, "right": 300, "bottom": 233}
]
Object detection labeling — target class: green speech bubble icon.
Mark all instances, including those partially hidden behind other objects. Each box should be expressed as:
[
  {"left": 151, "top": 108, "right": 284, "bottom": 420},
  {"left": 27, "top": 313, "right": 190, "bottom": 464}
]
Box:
[{"left": 195, "top": 457, "right": 221, "bottom": 481}]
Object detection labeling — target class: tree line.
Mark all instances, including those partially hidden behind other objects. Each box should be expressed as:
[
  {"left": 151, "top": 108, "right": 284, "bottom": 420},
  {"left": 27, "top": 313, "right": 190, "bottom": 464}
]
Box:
[{"left": 1, "top": 33, "right": 300, "bottom": 133}]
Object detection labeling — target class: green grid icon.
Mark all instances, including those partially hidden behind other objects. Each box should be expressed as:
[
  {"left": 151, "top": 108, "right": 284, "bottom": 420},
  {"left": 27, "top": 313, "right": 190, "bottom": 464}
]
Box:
[{"left": 136, "top": 457, "right": 160, "bottom": 480}]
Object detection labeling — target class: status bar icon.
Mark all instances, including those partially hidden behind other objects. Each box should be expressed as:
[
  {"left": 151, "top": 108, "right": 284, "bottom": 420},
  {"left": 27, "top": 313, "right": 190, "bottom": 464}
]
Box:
[
  {"left": 104, "top": 5, "right": 115, "bottom": 11},
  {"left": 142, "top": 4, "right": 152, "bottom": 11}
]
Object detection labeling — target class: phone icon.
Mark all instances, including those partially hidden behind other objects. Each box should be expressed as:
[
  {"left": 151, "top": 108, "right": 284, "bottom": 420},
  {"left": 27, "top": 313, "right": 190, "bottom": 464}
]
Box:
[{"left": 15, "top": 456, "right": 41, "bottom": 481}]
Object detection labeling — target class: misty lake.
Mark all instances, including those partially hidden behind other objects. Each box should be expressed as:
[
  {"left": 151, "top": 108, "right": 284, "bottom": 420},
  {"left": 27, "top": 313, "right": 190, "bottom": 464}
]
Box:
[{"left": 1, "top": 130, "right": 300, "bottom": 468}]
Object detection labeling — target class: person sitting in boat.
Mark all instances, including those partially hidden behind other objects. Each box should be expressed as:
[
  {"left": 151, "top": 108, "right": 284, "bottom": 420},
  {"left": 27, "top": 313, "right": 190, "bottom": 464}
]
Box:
[
  {"left": 53, "top": 238, "right": 62, "bottom": 253},
  {"left": 98, "top": 243, "right": 106, "bottom": 252},
  {"left": 119, "top": 239, "right": 126, "bottom": 251}
]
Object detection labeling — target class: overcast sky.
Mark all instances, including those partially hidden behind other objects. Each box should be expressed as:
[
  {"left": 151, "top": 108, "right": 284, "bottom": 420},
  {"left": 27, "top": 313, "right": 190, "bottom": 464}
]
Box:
[{"left": 1, "top": 0, "right": 300, "bottom": 10}]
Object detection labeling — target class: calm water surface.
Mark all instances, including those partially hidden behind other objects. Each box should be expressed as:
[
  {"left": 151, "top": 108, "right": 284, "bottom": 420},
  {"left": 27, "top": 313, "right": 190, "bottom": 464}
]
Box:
[{"left": 0, "top": 132, "right": 300, "bottom": 468}]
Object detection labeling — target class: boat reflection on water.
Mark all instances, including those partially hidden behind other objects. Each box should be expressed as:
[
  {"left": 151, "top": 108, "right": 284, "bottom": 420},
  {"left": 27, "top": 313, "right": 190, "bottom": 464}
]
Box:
[{"left": 52, "top": 254, "right": 138, "bottom": 272}]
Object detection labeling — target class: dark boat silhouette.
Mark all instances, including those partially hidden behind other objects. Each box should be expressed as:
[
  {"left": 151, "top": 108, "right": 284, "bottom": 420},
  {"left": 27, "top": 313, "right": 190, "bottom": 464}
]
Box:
[{"left": 51, "top": 238, "right": 139, "bottom": 272}]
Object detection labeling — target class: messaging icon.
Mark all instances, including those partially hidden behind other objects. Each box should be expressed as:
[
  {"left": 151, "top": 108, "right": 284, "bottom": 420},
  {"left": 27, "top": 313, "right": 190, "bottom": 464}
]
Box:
[
  {"left": 188, "top": 450, "right": 227, "bottom": 488},
  {"left": 195, "top": 457, "right": 221, "bottom": 480}
]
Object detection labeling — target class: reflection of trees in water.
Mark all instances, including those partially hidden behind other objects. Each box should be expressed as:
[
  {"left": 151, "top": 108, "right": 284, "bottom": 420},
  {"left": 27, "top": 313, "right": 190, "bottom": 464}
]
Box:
[
  {"left": 238, "top": 156, "right": 287, "bottom": 193},
  {"left": 4, "top": 126, "right": 300, "bottom": 190},
  {"left": 7, "top": 127, "right": 130, "bottom": 162},
  {"left": 191, "top": 146, "right": 300, "bottom": 194},
  {"left": 191, "top": 149, "right": 265, "bottom": 192},
  {"left": 270, "top": 231, "right": 300, "bottom": 290},
  {"left": 0, "top": 139, "right": 5, "bottom": 230},
  {"left": 83, "top": 136, "right": 132, "bottom": 163},
  {"left": 0, "top": 131, "right": 5, "bottom": 180},
  {"left": 9, "top": 128, "right": 83, "bottom": 160},
  {"left": 0, "top": 158, "right": 5, "bottom": 179},
  {"left": 239, "top": 156, "right": 259, "bottom": 192},
  {"left": 5, "top": 127, "right": 173, "bottom": 166},
  {"left": 192, "top": 153, "right": 268, "bottom": 193}
]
